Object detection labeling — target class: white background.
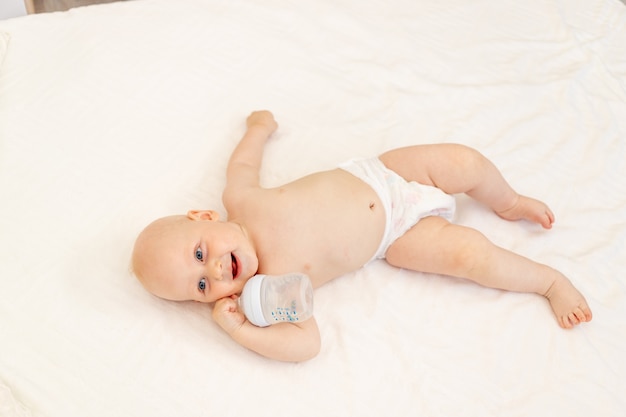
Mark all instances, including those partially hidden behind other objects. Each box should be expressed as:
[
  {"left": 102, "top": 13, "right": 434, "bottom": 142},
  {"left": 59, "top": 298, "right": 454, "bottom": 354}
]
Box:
[{"left": 0, "top": 0, "right": 27, "bottom": 20}]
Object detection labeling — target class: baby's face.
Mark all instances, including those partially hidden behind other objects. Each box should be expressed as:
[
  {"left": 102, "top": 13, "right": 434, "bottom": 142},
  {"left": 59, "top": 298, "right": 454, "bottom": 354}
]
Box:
[{"left": 132, "top": 211, "right": 259, "bottom": 303}]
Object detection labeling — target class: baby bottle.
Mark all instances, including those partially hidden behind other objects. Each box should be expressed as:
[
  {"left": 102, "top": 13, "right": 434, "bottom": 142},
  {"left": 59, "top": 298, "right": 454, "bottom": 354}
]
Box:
[{"left": 238, "top": 272, "right": 314, "bottom": 327}]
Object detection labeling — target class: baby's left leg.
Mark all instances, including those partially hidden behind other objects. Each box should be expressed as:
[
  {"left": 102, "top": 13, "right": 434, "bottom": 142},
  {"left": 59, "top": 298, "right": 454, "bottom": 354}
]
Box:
[
  {"left": 380, "top": 144, "right": 554, "bottom": 229},
  {"left": 386, "top": 216, "right": 592, "bottom": 328}
]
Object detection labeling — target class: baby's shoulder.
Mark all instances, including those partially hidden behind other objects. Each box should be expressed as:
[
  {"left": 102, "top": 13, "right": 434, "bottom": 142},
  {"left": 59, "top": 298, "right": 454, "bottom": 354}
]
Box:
[{"left": 222, "top": 184, "right": 266, "bottom": 217}]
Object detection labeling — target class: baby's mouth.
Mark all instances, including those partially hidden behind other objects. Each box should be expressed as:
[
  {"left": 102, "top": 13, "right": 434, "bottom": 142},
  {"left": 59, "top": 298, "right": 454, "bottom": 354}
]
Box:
[{"left": 231, "top": 254, "right": 239, "bottom": 279}]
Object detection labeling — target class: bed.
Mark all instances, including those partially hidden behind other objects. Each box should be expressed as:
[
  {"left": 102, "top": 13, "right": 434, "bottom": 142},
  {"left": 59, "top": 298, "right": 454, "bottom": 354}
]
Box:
[{"left": 1, "top": 0, "right": 625, "bottom": 415}]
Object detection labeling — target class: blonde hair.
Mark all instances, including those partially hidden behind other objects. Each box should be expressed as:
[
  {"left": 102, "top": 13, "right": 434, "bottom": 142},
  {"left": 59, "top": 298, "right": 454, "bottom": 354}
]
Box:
[{"left": 131, "top": 215, "right": 188, "bottom": 288}]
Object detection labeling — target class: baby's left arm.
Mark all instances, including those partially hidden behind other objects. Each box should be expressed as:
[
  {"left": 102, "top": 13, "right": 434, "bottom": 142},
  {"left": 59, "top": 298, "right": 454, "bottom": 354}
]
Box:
[{"left": 223, "top": 111, "right": 278, "bottom": 209}]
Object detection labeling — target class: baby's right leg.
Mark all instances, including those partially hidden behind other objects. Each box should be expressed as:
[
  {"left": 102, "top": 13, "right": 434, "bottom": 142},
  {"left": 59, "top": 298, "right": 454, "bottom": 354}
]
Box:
[
  {"left": 379, "top": 144, "right": 554, "bottom": 229},
  {"left": 386, "top": 216, "right": 592, "bottom": 328}
]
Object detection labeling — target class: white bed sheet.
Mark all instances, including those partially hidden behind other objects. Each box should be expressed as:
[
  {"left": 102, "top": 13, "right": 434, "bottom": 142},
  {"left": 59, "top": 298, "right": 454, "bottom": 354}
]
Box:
[{"left": 1, "top": 0, "right": 625, "bottom": 416}]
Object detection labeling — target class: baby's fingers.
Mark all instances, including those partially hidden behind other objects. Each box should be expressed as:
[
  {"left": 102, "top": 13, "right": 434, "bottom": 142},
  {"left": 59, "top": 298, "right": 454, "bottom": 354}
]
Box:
[{"left": 212, "top": 297, "right": 245, "bottom": 334}]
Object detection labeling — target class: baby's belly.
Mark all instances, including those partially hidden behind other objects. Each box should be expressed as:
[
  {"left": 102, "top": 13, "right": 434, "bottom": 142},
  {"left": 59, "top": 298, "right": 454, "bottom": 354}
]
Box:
[{"left": 270, "top": 169, "right": 387, "bottom": 287}]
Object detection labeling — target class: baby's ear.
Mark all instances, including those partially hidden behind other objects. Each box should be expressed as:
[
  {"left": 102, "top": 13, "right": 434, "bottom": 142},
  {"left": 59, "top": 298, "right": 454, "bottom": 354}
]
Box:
[{"left": 187, "top": 210, "right": 220, "bottom": 221}]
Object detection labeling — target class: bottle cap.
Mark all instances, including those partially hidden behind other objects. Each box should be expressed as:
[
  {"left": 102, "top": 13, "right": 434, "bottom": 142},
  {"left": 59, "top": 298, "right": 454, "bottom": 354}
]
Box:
[{"left": 239, "top": 274, "right": 270, "bottom": 327}]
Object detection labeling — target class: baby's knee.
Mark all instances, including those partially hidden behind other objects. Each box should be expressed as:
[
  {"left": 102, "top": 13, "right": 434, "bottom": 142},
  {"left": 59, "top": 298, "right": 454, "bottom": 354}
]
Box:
[
  {"left": 446, "top": 226, "right": 491, "bottom": 276},
  {"left": 448, "top": 144, "right": 486, "bottom": 173}
]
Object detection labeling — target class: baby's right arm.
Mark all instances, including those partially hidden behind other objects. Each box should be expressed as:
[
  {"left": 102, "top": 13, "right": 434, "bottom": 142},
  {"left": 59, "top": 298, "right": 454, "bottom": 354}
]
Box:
[{"left": 212, "top": 296, "right": 321, "bottom": 362}]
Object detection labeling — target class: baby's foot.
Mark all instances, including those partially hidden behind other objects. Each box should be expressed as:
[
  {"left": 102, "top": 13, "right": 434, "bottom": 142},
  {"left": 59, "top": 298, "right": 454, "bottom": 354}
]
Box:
[
  {"left": 544, "top": 275, "right": 593, "bottom": 329},
  {"left": 496, "top": 195, "right": 555, "bottom": 229}
]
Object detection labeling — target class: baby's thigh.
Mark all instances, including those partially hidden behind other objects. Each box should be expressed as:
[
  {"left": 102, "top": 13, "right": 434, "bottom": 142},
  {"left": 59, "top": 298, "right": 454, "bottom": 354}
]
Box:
[
  {"left": 380, "top": 144, "right": 487, "bottom": 195},
  {"left": 379, "top": 146, "right": 436, "bottom": 186},
  {"left": 385, "top": 216, "right": 488, "bottom": 277}
]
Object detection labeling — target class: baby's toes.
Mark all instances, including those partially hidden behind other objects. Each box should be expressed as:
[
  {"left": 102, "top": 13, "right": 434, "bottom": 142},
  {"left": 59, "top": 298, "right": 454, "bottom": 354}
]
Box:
[
  {"left": 568, "top": 312, "right": 581, "bottom": 326},
  {"left": 527, "top": 208, "right": 551, "bottom": 229},
  {"left": 578, "top": 306, "right": 593, "bottom": 322},
  {"left": 573, "top": 308, "right": 586, "bottom": 323},
  {"left": 559, "top": 315, "right": 573, "bottom": 329},
  {"left": 538, "top": 209, "right": 554, "bottom": 229}
]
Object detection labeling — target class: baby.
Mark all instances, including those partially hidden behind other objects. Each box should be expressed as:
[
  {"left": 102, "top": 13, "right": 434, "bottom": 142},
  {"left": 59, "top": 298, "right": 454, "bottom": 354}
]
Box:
[{"left": 132, "top": 110, "right": 592, "bottom": 362}]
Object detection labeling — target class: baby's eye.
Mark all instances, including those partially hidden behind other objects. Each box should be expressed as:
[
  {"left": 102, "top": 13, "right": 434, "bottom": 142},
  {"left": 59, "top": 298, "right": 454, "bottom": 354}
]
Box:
[
  {"left": 198, "top": 278, "right": 207, "bottom": 292},
  {"left": 195, "top": 247, "right": 203, "bottom": 261}
]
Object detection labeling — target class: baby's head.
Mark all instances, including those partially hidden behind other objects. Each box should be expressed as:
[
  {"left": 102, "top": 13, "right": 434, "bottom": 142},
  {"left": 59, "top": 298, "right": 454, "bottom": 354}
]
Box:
[{"left": 132, "top": 210, "right": 258, "bottom": 303}]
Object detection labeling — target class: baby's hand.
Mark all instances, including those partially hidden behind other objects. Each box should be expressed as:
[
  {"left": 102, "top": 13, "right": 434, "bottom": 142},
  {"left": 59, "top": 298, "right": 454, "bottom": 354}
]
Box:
[
  {"left": 246, "top": 110, "right": 278, "bottom": 136},
  {"left": 212, "top": 295, "right": 246, "bottom": 335}
]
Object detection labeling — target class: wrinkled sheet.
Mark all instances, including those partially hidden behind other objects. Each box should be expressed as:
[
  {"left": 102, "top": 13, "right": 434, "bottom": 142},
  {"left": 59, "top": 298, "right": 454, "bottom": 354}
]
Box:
[{"left": 1, "top": 0, "right": 625, "bottom": 415}]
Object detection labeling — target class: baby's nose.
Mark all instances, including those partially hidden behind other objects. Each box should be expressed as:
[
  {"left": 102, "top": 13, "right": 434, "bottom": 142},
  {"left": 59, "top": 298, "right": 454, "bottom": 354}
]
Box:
[{"left": 208, "top": 259, "right": 224, "bottom": 280}]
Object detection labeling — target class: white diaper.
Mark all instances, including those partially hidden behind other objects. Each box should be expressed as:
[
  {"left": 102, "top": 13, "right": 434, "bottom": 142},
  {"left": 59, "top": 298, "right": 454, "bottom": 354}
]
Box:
[{"left": 338, "top": 157, "right": 456, "bottom": 261}]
